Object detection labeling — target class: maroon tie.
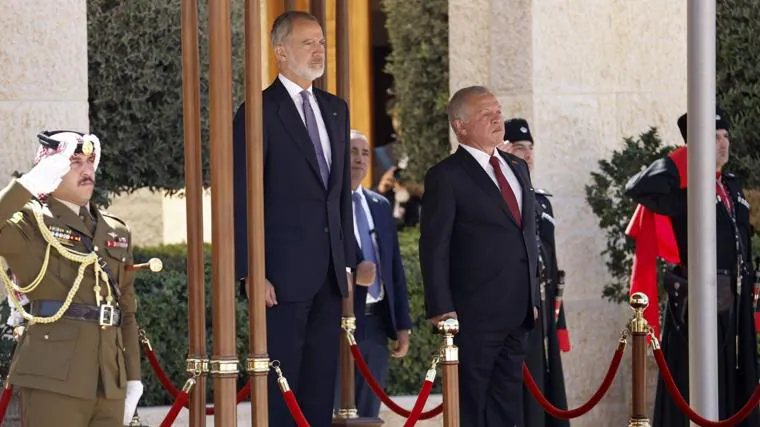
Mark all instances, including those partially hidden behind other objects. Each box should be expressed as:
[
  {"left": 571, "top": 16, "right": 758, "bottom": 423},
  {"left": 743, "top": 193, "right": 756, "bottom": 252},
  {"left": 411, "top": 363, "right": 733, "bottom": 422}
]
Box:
[{"left": 489, "top": 156, "right": 521, "bottom": 227}]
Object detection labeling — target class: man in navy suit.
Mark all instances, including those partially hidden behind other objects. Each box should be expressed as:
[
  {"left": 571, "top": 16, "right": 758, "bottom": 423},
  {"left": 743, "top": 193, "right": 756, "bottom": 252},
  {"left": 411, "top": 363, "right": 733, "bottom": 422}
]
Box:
[
  {"left": 232, "top": 11, "right": 355, "bottom": 427},
  {"left": 343, "top": 130, "right": 413, "bottom": 417},
  {"left": 420, "top": 86, "right": 539, "bottom": 427}
]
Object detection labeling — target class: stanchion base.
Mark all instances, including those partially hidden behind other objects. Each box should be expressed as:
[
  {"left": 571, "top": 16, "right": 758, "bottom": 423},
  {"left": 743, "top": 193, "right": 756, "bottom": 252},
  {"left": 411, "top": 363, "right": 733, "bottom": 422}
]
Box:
[
  {"left": 628, "top": 417, "right": 651, "bottom": 427},
  {"left": 331, "top": 416, "right": 384, "bottom": 426}
]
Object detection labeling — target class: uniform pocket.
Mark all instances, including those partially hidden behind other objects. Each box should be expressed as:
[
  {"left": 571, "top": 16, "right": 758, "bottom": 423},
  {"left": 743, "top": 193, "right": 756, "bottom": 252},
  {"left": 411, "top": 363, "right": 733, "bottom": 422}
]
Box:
[{"left": 14, "top": 323, "right": 80, "bottom": 381}]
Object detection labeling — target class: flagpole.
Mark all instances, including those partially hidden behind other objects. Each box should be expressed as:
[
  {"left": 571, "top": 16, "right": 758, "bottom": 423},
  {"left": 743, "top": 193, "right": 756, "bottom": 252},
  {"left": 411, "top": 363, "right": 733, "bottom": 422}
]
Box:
[{"left": 687, "top": 0, "right": 719, "bottom": 423}]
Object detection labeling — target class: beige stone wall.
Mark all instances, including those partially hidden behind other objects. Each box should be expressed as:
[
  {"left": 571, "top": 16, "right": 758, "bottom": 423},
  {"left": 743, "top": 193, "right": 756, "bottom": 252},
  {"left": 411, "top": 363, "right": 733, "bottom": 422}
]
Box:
[
  {"left": 0, "top": 0, "right": 89, "bottom": 187},
  {"left": 450, "top": 0, "right": 687, "bottom": 423}
]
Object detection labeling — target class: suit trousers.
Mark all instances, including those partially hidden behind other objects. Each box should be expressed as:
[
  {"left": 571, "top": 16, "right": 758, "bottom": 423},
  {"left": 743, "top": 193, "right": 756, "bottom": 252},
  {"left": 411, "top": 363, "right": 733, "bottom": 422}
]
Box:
[
  {"left": 457, "top": 325, "right": 529, "bottom": 427},
  {"left": 267, "top": 272, "right": 343, "bottom": 427},
  {"left": 21, "top": 387, "right": 123, "bottom": 427}
]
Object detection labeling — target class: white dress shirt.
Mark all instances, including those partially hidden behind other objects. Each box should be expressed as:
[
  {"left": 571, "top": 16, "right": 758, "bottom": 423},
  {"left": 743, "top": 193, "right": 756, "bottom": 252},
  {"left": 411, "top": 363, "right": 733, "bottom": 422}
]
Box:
[
  {"left": 459, "top": 144, "right": 523, "bottom": 213},
  {"left": 278, "top": 73, "right": 332, "bottom": 170},
  {"left": 352, "top": 187, "right": 385, "bottom": 304}
]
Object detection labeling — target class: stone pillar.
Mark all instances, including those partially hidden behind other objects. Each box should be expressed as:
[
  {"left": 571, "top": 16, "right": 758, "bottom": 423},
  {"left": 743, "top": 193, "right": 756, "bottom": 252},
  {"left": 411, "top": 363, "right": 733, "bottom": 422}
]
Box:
[
  {"left": 0, "top": 0, "right": 89, "bottom": 187},
  {"left": 449, "top": 1, "right": 687, "bottom": 424}
]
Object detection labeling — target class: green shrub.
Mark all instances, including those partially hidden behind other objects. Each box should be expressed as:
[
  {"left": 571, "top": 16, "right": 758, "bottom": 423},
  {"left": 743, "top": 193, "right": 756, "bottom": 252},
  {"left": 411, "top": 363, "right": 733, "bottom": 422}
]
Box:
[
  {"left": 87, "top": 0, "right": 246, "bottom": 200},
  {"left": 382, "top": 0, "right": 450, "bottom": 185},
  {"left": 133, "top": 230, "right": 435, "bottom": 404},
  {"left": 585, "top": 128, "right": 674, "bottom": 303},
  {"left": 133, "top": 244, "right": 250, "bottom": 405},
  {"left": 386, "top": 227, "right": 441, "bottom": 395}
]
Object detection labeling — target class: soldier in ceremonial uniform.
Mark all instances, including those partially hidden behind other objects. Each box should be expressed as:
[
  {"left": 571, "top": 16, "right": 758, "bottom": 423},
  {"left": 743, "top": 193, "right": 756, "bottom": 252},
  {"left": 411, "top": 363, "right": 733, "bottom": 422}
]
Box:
[
  {"left": 625, "top": 109, "right": 759, "bottom": 427},
  {"left": 500, "top": 118, "right": 571, "bottom": 427},
  {"left": 0, "top": 131, "right": 143, "bottom": 426}
]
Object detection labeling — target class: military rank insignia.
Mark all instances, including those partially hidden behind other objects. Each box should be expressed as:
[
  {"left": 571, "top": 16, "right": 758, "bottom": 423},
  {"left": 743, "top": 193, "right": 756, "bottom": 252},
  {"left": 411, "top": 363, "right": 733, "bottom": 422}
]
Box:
[
  {"left": 105, "top": 237, "right": 128, "bottom": 249},
  {"left": 49, "top": 226, "right": 81, "bottom": 245}
]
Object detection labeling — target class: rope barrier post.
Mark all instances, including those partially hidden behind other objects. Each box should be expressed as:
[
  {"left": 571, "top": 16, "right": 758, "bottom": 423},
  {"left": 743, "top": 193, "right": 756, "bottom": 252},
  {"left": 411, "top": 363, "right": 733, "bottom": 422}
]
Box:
[
  {"left": 438, "top": 318, "right": 460, "bottom": 427},
  {"left": 332, "top": 275, "right": 383, "bottom": 426},
  {"left": 628, "top": 292, "right": 651, "bottom": 427}
]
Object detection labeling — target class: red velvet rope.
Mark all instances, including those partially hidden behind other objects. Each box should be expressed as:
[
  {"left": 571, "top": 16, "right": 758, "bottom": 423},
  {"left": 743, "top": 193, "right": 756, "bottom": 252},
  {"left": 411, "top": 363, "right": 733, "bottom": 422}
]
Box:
[
  {"left": 523, "top": 343, "right": 625, "bottom": 419},
  {"left": 652, "top": 348, "right": 760, "bottom": 427},
  {"left": 160, "top": 388, "right": 191, "bottom": 427},
  {"left": 142, "top": 342, "right": 252, "bottom": 414},
  {"left": 0, "top": 384, "right": 13, "bottom": 424},
  {"left": 350, "top": 343, "right": 443, "bottom": 420},
  {"left": 282, "top": 389, "right": 310, "bottom": 427},
  {"left": 403, "top": 380, "right": 434, "bottom": 427}
]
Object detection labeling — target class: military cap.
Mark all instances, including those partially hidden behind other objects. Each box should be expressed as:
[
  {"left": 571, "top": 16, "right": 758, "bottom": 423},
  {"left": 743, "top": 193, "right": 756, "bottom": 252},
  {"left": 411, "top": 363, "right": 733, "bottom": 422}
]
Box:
[
  {"left": 504, "top": 118, "right": 534, "bottom": 144},
  {"left": 34, "top": 130, "right": 102, "bottom": 170},
  {"left": 676, "top": 107, "right": 730, "bottom": 143}
]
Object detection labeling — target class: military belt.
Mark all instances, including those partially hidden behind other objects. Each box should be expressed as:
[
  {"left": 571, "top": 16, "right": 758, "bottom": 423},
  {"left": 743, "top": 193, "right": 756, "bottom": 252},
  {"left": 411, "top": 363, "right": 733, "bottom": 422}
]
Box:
[{"left": 31, "top": 300, "right": 122, "bottom": 327}]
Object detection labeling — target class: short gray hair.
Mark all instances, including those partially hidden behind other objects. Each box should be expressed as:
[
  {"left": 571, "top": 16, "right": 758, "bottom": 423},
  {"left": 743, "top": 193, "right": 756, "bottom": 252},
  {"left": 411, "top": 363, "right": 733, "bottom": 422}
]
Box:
[
  {"left": 270, "top": 11, "right": 319, "bottom": 48},
  {"left": 350, "top": 129, "right": 369, "bottom": 144},
  {"left": 447, "top": 85, "right": 490, "bottom": 125}
]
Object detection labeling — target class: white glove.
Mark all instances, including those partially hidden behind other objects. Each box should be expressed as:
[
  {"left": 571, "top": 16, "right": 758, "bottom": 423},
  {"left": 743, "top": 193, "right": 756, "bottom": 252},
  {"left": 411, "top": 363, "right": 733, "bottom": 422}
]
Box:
[
  {"left": 17, "top": 139, "right": 76, "bottom": 196},
  {"left": 123, "top": 380, "right": 144, "bottom": 425}
]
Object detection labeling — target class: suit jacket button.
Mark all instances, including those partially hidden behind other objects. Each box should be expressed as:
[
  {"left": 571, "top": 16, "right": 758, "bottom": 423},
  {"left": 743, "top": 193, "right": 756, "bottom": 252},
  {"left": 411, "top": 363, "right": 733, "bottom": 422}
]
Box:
[
  {"left": 324, "top": 227, "right": 329, "bottom": 233},
  {"left": 43, "top": 334, "right": 49, "bottom": 340},
  {"left": 94, "top": 245, "right": 99, "bottom": 252}
]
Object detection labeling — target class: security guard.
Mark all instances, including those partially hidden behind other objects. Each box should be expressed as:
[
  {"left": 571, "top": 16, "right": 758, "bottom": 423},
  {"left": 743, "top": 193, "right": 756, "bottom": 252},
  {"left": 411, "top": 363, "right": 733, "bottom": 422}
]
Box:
[
  {"left": 0, "top": 131, "right": 143, "bottom": 426},
  {"left": 626, "top": 109, "right": 759, "bottom": 427},
  {"left": 500, "top": 118, "right": 570, "bottom": 427}
]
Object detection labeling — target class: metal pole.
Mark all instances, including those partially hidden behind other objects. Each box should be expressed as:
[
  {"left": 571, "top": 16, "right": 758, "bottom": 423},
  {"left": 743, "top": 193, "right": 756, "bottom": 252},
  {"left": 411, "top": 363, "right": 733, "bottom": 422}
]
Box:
[
  {"left": 208, "top": 0, "right": 238, "bottom": 425},
  {"left": 243, "top": 0, "right": 268, "bottom": 426},
  {"left": 687, "top": 0, "right": 719, "bottom": 422},
  {"left": 628, "top": 293, "right": 650, "bottom": 427},
  {"left": 180, "top": 0, "right": 208, "bottom": 425},
  {"left": 439, "top": 319, "right": 460, "bottom": 427}
]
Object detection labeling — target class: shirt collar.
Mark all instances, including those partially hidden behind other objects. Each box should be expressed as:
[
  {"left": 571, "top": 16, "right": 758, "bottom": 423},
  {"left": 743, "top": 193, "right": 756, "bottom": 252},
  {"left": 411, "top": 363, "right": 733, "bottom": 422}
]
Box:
[
  {"left": 54, "top": 197, "right": 86, "bottom": 215},
  {"left": 352, "top": 185, "right": 366, "bottom": 201},
  {"left": 460, "top": 143, "right": 501, "bottom": 165},
  {"left": 279, "top": 73, "right": 313, "bottom": 100}
]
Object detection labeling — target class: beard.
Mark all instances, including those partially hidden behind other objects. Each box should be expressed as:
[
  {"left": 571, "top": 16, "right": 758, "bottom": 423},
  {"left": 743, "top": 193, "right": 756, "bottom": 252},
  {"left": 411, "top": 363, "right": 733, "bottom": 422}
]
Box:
[{"left": 291, "top": 62, "right": 324, "bottom": 82}]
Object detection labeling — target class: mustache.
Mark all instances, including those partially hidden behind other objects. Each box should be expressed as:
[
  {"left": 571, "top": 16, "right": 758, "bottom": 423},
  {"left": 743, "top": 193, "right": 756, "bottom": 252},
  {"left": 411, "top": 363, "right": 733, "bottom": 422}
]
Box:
[{"left": 78, "top": 177, "right": 94, "bottom": 185}]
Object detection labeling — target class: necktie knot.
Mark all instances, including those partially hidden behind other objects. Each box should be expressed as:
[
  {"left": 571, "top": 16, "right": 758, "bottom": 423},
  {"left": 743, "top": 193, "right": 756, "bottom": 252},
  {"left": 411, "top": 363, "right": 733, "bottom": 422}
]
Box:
[
  {"left": 489, "top": 155, "right": 500, "bottom": 168},
  {"left": 352, "top": 191, "right": 362, "bottom": 203},
  {"left": 300, "top": 90, "right": 310, "bottom": 103}
]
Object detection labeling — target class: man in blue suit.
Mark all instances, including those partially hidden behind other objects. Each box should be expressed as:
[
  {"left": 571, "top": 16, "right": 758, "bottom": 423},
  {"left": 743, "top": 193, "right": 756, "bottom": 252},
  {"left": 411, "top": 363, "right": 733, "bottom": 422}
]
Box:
[
  {"left": 347, "top": 130, "right": 412, "bottom": 417},
  {"left": 232, "top": 11, "right": 356, "bottom": 427}
]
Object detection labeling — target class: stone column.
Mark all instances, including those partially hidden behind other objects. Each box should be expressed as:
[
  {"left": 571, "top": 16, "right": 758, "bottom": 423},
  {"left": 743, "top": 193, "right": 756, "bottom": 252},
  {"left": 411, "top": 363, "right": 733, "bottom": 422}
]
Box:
[
  {"left": 449, "top": 1, "right": 687, "bottom": 424},
  {"left": 0, "top": 0, "right": 89, "bottom": 187}
]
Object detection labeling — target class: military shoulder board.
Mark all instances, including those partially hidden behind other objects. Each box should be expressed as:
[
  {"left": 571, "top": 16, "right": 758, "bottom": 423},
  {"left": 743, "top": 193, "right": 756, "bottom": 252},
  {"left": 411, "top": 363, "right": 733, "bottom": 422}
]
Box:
[
  {"left": 738, "top": 195, "right": 750, "bottom": 209},
  {"left": 541, "top": 211, "right": 555, "bottom": 225}
]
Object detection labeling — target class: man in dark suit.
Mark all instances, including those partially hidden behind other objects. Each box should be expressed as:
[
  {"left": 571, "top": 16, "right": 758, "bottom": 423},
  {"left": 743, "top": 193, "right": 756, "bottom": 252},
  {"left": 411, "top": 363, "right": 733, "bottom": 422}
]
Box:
[
  {"left": 342, "top": 130, "right": 413, "bottom": 417},
  {"left": 419, "top": 86, "right": 539, "bottom": 427},
  {"left": 232, "top": 11, "right": 355, "bottom": 427}
]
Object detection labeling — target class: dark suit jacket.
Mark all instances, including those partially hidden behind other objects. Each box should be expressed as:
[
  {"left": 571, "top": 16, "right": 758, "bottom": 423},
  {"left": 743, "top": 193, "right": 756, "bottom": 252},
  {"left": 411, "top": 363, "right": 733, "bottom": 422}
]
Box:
[
  {"left": 419, "top": 146, "right": 539, "bottom": 333},
  {"left": 233, "top": 77, "right": 356, "bottom": 302},
  {"left": 353, "top": 188, "right": 413, "bottom": 341}
]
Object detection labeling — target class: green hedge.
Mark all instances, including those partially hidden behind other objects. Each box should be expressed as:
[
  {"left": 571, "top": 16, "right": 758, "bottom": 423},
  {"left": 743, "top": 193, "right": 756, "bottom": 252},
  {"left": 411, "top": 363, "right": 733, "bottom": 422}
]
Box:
[
  {"left": 132, "top": 227, "right": 433, "bottom": 405},
  {"left": 133, "top": 244, "right": 250, "bottom": 405},
  {"left": 382, "top": 0, "right": 450, "bottom": 185}
]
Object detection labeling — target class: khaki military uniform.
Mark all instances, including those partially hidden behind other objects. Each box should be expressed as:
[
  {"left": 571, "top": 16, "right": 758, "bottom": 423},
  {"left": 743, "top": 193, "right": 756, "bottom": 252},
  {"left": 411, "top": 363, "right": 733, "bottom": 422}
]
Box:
[{"left": 0, "top": 180, "right": 141, "bottom": 426}]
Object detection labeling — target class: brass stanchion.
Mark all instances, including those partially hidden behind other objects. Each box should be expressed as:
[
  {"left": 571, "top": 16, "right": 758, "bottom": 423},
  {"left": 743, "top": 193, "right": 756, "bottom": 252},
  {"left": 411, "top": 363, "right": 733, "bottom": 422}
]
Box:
[
  {"left": 439, "top": 318, "right": 460, "bottom": 427},
  {"left": 180, "top": 0, "right": 207, "bottom": 424},
  {"left": 628, "top": 292, "right": 651, "bottom": 427},
  {"left": 332, "top": 276, "right": 383, "bottom": 426}
]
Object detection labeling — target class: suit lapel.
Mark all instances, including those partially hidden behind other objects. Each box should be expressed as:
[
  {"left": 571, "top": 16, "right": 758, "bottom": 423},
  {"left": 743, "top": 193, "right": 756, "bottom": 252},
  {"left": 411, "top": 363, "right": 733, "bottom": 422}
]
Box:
[
  {"left": 272, "top": 78, "right": 325, "bottom": 185},
  {"left": 454, "top": 147, "right": 519, "bottom": 226}
]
